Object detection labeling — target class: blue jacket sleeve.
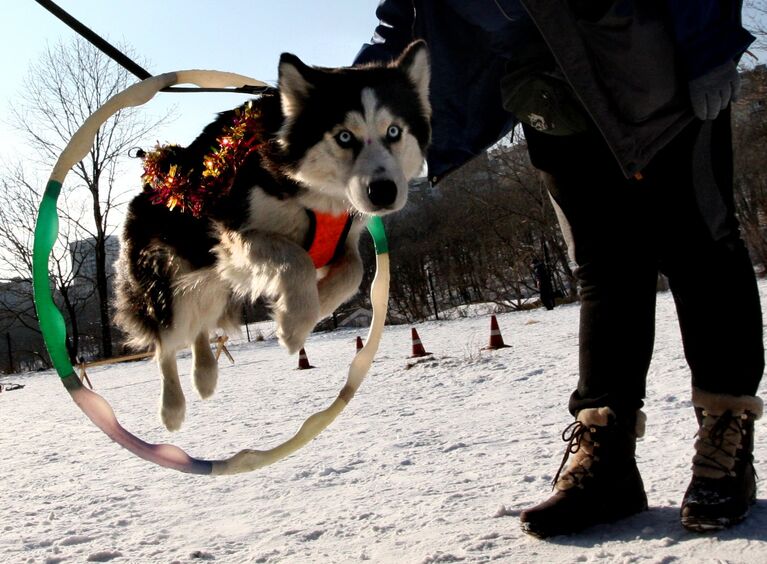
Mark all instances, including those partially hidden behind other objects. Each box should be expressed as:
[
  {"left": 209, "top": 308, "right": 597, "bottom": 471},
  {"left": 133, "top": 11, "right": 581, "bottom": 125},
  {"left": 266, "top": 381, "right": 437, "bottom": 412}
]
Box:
[
  {"left": 667, "top": 0, "right": 755, "bottom": 79},
  {"left": 354, "top": 0, "right": 416, "bottom": 65}
]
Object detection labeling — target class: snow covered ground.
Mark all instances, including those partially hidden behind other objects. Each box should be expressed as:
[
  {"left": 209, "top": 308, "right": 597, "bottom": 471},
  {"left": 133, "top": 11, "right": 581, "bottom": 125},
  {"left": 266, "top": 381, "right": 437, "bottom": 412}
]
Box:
[{"left": 2, "top": 282, "right": 767, "bottom": 563}]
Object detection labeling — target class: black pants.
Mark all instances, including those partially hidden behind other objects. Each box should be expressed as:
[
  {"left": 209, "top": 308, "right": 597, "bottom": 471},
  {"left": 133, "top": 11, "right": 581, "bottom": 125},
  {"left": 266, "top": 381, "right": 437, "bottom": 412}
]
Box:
[{"left": 523, "top": 110, "right": 764, "bottom": 417}]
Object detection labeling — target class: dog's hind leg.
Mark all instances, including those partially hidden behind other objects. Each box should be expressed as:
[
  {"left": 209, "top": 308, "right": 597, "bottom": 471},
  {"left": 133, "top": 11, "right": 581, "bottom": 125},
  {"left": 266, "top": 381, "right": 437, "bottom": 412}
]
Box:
[
  {"left": 157, "top": 346, "right": 186, "bottom": 432},
  {"left": 191, "top": 331, "right": 218, "bottom": 399}
]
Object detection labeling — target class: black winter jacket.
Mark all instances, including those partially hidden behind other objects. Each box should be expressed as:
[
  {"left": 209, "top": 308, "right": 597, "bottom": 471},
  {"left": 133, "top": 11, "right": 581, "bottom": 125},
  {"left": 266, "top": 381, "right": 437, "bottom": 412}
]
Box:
[{"left": 354, "top": 0, "right": 754, "bottom": 182}]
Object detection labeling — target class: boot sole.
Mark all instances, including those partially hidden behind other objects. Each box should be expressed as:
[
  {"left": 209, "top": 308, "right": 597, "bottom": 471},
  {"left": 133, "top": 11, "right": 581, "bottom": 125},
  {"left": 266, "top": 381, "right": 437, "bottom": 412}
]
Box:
[
  {"left": 520, "top": 502, "right": 648, "bottom": 539},
  {"left": 680, "top": 494, "right": 756, "bottom": 533},
  {"left": 520, "top": 521, "right": 553, "bottom": 540},
  {"left": 681, "top": 508, "right": 749, "bottom": 533}
]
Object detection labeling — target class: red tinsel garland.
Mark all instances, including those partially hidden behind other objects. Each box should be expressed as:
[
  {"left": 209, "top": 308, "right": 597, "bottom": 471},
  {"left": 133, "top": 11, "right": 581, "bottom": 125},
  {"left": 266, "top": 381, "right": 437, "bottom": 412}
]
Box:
[{"left": 141, "top": 101, "right": 263, "bottom": 217}]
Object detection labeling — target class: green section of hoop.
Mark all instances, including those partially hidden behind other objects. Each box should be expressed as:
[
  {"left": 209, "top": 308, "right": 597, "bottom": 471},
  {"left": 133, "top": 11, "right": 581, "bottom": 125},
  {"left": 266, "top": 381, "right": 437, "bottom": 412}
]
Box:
[
  {"left": 33, "top": 180, "right": 74, "bottom": 378},
  {"left": 366, "top": 216, "right": 388, "bottom": 255}
]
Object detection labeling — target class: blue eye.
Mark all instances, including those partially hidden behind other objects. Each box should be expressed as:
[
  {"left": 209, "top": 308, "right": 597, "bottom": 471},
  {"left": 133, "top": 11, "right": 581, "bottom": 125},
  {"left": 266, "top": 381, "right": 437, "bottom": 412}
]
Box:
[
  {"left": 386, "top": 125, "right": 402, "bottom": 141},
  {"left": 335, "top": 130, "right": 355, "bottom": 148}
]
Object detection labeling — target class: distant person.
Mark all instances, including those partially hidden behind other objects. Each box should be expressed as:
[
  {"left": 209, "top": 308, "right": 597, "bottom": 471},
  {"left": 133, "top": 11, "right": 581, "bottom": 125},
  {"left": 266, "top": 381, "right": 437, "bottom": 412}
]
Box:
[
  {"left": 531, "top": 258, "right": 555, "bottom": 310},
  {"left": 355, "top": 1, "right": 763, "bottom": 537}
]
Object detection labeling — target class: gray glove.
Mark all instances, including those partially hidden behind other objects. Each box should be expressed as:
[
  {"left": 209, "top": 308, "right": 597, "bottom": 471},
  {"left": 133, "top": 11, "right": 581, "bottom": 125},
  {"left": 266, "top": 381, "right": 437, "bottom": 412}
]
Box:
[{"left": 688, "top": 61, "right": 741, "bottom": 120}]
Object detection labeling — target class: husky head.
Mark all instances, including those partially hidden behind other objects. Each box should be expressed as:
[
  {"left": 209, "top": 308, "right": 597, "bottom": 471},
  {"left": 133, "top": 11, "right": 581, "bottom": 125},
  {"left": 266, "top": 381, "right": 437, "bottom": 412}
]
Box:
[{"left": 277, "top": 41, "right": 431, "bottom": 215}]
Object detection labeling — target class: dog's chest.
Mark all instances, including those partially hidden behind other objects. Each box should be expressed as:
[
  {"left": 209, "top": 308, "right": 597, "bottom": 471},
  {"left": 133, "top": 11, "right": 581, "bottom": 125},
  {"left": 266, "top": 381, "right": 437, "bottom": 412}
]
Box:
[
  {"left": 240, "top": 187, "right": 312, "bottom": 245},
  {"left": 218, "top": 185, "right": 354, "bottom": 272}
]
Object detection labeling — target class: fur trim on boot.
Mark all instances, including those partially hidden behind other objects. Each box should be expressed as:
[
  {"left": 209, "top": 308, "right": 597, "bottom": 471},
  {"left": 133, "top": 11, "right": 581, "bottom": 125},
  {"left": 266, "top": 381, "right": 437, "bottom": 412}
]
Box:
[
  {"left": 681, "top": 388, "right": 762, "bottom": 532},
  {"left": 692, "top": 387, "right": 763, "bottom": 419}
]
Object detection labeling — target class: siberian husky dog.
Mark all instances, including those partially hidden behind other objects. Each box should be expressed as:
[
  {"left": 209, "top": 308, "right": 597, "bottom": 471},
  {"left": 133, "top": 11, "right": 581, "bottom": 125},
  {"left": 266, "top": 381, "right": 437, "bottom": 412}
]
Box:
[{"left": 114, "top": 42, "right": 430, "bottom": 431}]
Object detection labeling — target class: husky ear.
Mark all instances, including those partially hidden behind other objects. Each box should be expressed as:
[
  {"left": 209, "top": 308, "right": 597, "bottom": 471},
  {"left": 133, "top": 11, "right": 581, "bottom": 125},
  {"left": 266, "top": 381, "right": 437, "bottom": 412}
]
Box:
[
  {"left": 278, "top": 53, "right": 317, "bottom": 119},
  {"left": 394, "top": 40, "right": 430, "bottom": 113}
]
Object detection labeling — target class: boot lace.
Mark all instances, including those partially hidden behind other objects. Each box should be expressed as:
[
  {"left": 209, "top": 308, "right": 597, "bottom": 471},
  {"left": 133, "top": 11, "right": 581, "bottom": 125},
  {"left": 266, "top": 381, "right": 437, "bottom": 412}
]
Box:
[
  {"left": 552, "top": 421, "right": 596, "bottom": 489},
  {"left": 693, "top": 410, "right": 748, "bottom": 479}
]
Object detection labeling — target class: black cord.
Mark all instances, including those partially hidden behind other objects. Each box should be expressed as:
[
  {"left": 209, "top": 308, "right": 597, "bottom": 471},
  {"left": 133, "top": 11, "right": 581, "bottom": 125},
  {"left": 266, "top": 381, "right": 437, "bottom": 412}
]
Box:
[
  {"left": 34, "top": 0, "right": 266, "bottom": 94},
  {"left": 35, "top": 0, "right": 152, "bottom": 80}
]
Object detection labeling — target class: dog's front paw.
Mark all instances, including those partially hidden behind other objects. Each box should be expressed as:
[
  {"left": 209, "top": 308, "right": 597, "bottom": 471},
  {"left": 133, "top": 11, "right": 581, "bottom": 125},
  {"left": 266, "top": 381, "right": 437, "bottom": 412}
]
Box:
[
  {"left": 276, "top": 310, "right": 318, "bottom": 355},
  {"left": 317, "top": 254, "right": 363, "bottom": 319},
  {"left": 192, "top": 363, "right": 218, "bottom": 400},
  {"left": 160, "top": 390, "right": 186, "bottom": 432},
  {"left": 318, "top": 285, "right": 355, "bottom": 320}
]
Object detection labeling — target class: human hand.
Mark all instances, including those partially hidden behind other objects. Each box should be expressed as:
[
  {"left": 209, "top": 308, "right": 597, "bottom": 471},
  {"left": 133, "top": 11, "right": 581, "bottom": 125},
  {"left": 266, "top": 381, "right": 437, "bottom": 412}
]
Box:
[{"left": 688, "top": 61, "right": 741, "bottom": 120}]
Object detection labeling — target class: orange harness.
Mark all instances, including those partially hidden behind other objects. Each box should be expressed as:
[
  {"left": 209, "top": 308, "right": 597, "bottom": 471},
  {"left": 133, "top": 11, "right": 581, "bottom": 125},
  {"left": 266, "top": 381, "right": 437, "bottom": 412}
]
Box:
[{"left": 304, "top": 210, "right": 353, "bottom": 269}]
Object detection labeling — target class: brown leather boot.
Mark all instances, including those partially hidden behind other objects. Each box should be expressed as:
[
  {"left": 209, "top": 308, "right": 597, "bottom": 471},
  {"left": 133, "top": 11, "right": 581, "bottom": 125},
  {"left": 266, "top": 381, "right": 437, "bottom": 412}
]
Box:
[
  {"left": 520, "top": 407, "right": 648, "bottom": 538},
  {"left": 681, "top": 388, "right": 762, "bottom": 532}
]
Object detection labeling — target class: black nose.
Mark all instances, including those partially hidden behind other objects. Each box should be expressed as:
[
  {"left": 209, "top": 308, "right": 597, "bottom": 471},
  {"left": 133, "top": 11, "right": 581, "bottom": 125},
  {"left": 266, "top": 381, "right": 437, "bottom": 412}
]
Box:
[{"left": 367, "top": 179, "right": 398, "bottom": 208}]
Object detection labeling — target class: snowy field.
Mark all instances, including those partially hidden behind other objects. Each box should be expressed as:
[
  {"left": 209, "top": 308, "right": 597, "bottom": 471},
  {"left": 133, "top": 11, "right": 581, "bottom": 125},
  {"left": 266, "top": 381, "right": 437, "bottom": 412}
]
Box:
[{"left": 2, "top": 282, "right": 767, "bottom": 563}]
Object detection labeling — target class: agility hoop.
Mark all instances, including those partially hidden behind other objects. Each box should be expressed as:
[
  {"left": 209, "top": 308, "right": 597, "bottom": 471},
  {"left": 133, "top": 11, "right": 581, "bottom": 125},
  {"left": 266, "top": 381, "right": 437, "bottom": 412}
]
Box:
[{"left": 32, "top": 70, "right": 391, "bottom": 475}]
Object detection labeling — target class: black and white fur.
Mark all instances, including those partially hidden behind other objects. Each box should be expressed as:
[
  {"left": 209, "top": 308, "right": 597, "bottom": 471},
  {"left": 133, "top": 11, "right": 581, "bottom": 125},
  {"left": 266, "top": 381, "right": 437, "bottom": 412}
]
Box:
[{"left": 114, "top": 42, "right": 431, "bottom": 431}]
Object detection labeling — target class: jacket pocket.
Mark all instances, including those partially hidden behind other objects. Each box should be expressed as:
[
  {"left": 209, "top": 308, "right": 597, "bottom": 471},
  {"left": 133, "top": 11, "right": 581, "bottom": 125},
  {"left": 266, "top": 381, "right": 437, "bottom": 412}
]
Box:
[
  {"left": 501, "top": 69, "right": 590, "bottom": 136},
  {"left": 573, "top": 0, "right": 684, "bottom": 123}
]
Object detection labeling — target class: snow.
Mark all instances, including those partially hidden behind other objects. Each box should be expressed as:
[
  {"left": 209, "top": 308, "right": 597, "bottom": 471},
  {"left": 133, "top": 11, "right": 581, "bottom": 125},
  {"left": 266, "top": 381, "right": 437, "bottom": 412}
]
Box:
[{"left": 2, "top": 282, "right": 767, "bottom": 563}]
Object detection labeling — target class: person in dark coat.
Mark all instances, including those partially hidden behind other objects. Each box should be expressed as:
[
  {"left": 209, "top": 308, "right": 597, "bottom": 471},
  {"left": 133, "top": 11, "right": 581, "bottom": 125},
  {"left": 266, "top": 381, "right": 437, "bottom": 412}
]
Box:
[
  {"left": 531, "top": 258, "right": 555, "bottom": 310},
  {"left": 355, "top": 0, "right": 763, "bottom": 537}
]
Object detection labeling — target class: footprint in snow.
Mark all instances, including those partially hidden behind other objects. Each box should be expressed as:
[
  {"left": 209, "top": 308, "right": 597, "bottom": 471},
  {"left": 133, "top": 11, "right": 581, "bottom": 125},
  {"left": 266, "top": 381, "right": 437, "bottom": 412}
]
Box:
[
  {"left": 86, "top": 551, "right": 124, "bottom": 562},
  {"left": 59, "top": 535, "right": 94, "bottom": 546},
  {"left": 442, "top": 442, "right": 468, "bottom": 453}
]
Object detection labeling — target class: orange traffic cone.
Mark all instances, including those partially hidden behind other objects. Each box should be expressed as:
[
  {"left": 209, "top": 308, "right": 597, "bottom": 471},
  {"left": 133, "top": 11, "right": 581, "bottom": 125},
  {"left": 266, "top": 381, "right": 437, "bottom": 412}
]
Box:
[
  {"left": 356, "top": 336, "right": 364, "bottom": 353},
  {"left": 483, "top": 315, "right": 511, "bottom": 350},
  {"left": 410, "top": 328, "right": 432, "bottom": 358},
  {"left": 297, "top": 347, "right": 315, "bottom": 369}
]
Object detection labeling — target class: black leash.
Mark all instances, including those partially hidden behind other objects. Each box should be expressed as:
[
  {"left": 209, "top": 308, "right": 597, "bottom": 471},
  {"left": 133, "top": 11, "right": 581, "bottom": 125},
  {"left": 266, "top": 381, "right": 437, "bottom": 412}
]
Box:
[{"left": 34, "top": 0, "right": 268, "bottom": 95}]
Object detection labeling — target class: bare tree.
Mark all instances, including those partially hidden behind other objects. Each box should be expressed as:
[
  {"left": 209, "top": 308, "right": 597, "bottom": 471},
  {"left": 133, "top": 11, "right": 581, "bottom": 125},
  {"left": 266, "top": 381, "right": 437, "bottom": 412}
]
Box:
[
  {"left": 377, "top": 135, "right": 577, "bottom": 323},
  {"left": 8, "top": 37, "right": 169, "bottom": 358},
  {"left": 438, "top": 142, "right": 576, "bottom": 308},
  {"left": 733, "top": 65, "right": 767, "bottom": 272},
  {"left": 0, "top": 165, "right": 93, "bottom": 366}
]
